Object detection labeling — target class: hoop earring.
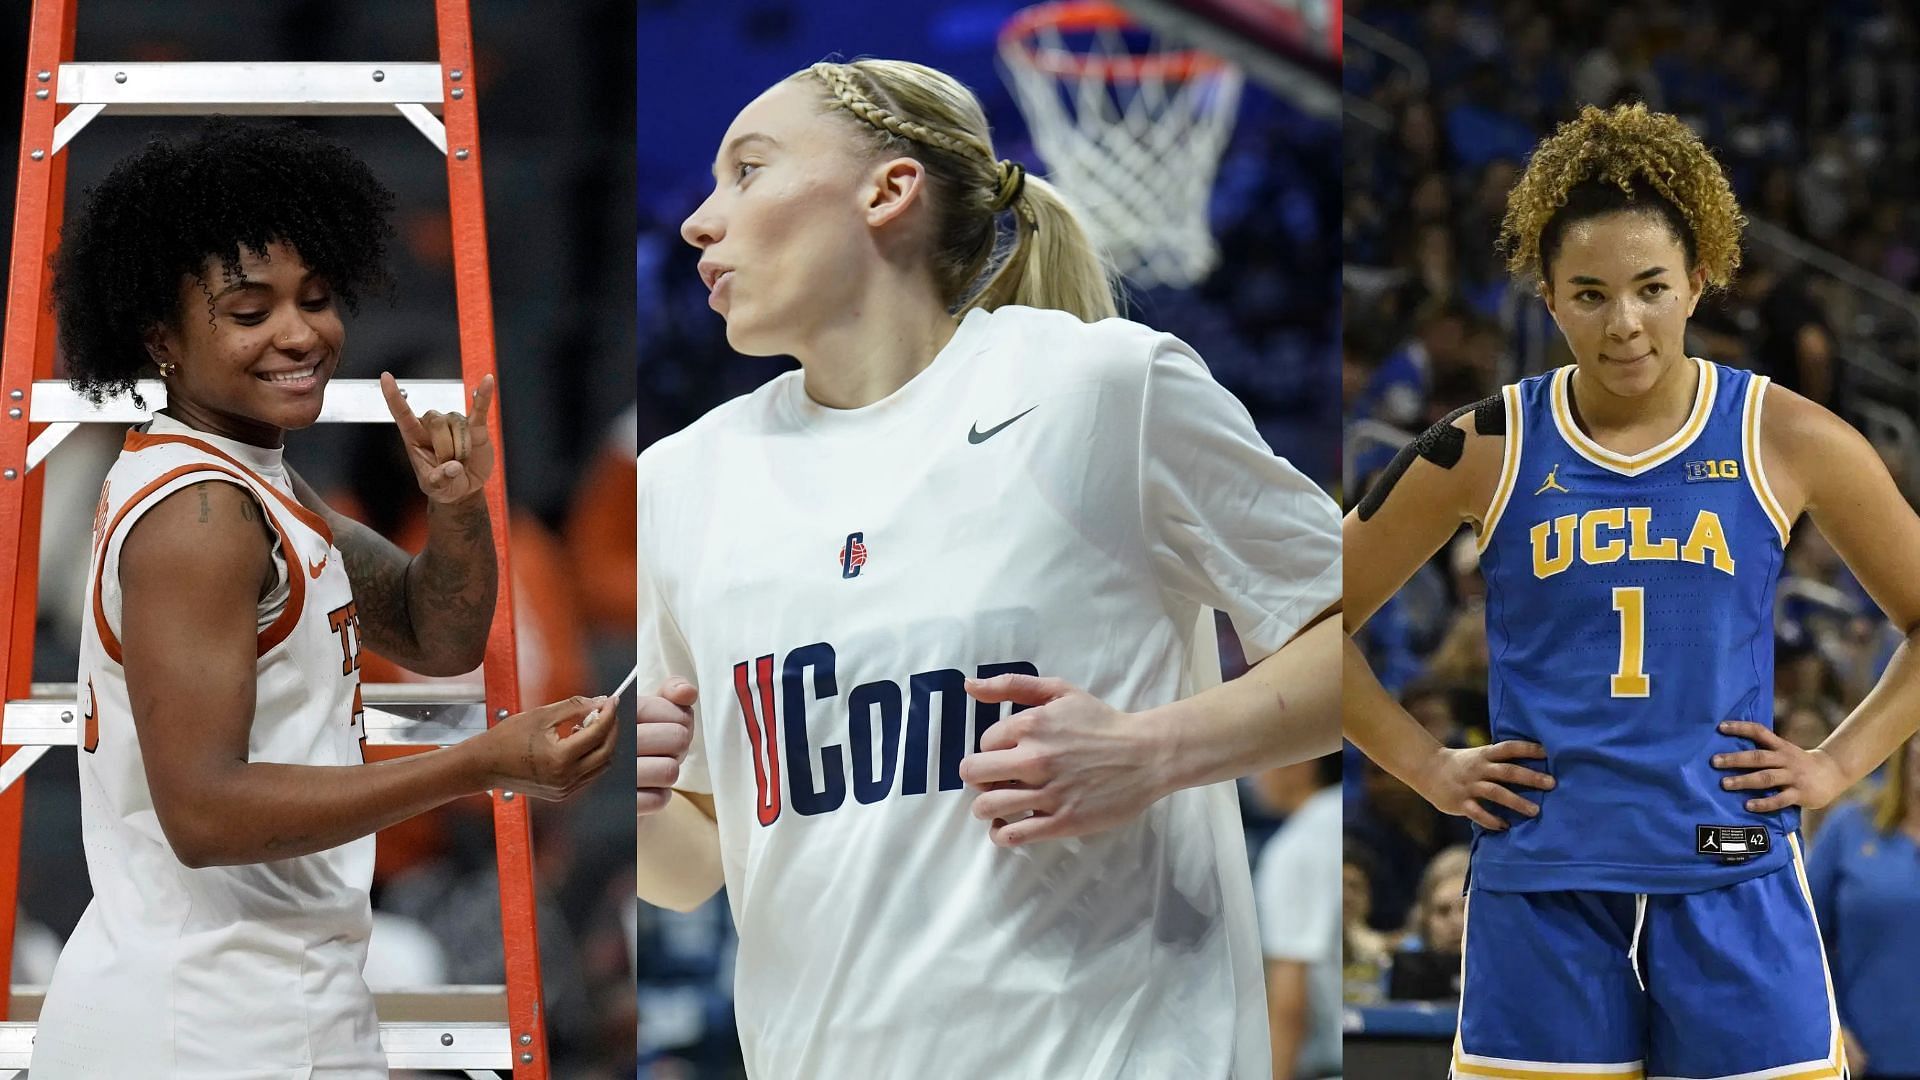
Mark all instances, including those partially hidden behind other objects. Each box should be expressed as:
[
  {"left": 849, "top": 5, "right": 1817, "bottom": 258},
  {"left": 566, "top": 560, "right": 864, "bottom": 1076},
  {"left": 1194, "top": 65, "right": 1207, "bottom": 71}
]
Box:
[{"left": 155, "top": 360, "right": 178, "bottom": 378}]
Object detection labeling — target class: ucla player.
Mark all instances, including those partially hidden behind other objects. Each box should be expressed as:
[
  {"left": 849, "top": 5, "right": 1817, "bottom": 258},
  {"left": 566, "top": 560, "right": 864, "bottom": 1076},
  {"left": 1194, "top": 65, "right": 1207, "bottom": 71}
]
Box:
[
  {"left": 1345, "top": 102, "right": 1920, "bottom": 1078},
  {"left": 634, "top": 60, "right": 1342, "bottom": 1078},
  {"left": 28, "top": 121, "right": 620, "bottom": 1078}
]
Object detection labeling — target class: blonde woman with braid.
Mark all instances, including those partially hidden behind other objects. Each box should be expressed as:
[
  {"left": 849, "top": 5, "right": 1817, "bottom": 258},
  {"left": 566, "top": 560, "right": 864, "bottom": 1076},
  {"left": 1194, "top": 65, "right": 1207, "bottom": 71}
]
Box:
[
  {"left": 1344, "top": 103, "right": 1920, "bottom": 1078},
  {"left": 632, "top": 59, "right": 1340, "bottom": 1078}
]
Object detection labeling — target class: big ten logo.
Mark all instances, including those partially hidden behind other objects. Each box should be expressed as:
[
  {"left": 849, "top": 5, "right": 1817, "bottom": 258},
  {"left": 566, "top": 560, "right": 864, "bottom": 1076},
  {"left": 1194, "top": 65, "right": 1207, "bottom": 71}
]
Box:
[
  {"left": 327, "top": 601, "right": 364, "bottom": 678},
  {"left": 733, "top": 641, "right": 1038, "bottom": 825},
  {"left": 1684, "top": 458, "right": 1740, "bottom": 482}
]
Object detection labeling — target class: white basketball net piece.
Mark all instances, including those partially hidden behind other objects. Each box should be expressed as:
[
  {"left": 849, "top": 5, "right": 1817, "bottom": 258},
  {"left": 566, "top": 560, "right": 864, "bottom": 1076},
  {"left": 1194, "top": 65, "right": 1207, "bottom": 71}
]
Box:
[{"left": 999, "top": 1, "right": 1243, "bottom": 289}]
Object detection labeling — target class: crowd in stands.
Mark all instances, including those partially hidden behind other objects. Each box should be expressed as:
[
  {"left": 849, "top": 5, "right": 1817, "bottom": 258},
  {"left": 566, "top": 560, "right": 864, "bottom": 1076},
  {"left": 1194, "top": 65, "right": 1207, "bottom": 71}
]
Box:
[{"left": 1341, "top": 10, "right": 1920, "bottom": 1064}]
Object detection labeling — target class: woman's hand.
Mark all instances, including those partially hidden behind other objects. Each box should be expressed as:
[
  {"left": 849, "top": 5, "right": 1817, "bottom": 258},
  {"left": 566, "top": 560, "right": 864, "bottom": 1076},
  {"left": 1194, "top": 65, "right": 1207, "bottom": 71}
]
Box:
[
  {"left": 1405, "top": 741, "right": 1556, "bottom": 830},
  {"left": 381, "top": 371, "right": 495, "bottom": 504},
  {"left": 469, "top": 693, "right": 620, "bottom": 800},
  {"left": 637, "top": 678, "right": 697, "bottom": 816},
  {"left": 957, "top": 674, "right": 1170, "bottom": 848},
  {"left": 1713, "top": 720, "right": 1851, "bottom": 812}
]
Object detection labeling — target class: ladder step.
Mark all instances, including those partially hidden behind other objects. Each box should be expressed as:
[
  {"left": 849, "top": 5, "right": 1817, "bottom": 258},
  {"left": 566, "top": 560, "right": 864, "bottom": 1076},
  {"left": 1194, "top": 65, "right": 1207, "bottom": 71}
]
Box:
[
  {"left": 56, "top": 62, "right": 445, "bottom": 116},
  {"left": 4, "top": 683, "right": 487, "bottom": 747},
  {"left": 0, "top": 1020, "right": 509, "bottom": 1070},
  {"left": 382, "top": 1021, "right": 512, "bottom": 1069},
  {"left": 30, "top": 378, "right": 469, "bottom": 424},
  {"left": 10, "top": 982, "right": 507, "bottom": 1020}
]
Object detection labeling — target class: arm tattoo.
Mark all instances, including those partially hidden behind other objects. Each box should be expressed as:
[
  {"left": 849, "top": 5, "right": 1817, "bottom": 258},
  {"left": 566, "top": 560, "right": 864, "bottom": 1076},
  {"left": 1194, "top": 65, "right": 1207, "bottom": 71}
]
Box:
[
  {"left": 331, "top": 497, "right": 497, "bottom": 675},
  {"left": 197, "top": 484, "right": 212, "bottom": 523},
  {"left": 408, "top": 496, "right": 498, "bottom": 663},
  {"left": 334, "top": 520, "right": 421, "bottom": 665},
  {"left": 295, "top": 457, "right": 497, "bottom": 675}
]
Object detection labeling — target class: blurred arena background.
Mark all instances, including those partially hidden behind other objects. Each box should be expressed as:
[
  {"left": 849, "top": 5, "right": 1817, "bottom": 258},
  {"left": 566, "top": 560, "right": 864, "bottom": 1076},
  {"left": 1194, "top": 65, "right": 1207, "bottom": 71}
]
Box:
[
  {"left": 634, "top": 0, "right": 1341, "bottom": 1075},
  {"left": 1343, "top": 2, "right": 1920, "bottom": 1074},
  {"left": 0, "top": 4, "right": 641, "bottom": 1077}
]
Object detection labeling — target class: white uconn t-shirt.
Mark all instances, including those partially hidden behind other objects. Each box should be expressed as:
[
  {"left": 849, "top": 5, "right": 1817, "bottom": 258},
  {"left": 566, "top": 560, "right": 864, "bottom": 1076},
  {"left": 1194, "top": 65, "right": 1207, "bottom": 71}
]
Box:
[{"left": 636, "top": 305, "right": 1340, "bottom": 1079}]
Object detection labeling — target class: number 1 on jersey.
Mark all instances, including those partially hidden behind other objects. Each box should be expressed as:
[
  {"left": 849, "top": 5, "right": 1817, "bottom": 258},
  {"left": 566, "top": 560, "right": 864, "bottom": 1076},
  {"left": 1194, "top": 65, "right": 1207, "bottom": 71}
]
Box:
[{"left": 1611, "top": 586, "right": 1650, "bottom": 697}]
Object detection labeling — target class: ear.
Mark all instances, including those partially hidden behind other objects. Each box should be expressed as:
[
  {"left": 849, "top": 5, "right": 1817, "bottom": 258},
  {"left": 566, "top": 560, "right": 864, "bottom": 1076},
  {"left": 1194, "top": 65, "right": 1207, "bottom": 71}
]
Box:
[
  {"left": 1685, "top": 264, "right": 1709, "bottom": 317},
  {"left": 1538, "top": 277, "right": 1558, "bottom": 322},
  {"left": 142, "top": 321, "right": 178, "bottom": 370},
  {"left": 863, "top": 156, "right": 929, "bottom": 230}
]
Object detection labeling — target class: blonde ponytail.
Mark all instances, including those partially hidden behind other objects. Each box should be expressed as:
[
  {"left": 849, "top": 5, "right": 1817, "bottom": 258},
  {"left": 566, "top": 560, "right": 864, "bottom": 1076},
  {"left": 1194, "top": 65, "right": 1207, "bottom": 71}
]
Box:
[
  {"left": 966, "top": 171, "right": 1117, "bottom": 321},
  {"left": 797, "top": 60, "right": 1118, "bottom": 322}
]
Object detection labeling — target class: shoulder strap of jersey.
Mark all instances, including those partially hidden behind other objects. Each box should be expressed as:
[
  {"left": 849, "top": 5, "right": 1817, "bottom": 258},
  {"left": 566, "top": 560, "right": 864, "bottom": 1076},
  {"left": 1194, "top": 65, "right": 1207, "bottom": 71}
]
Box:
[
  {"left": 1739, "top": 372, "right": 1791, "bottom": 547},
  {"left": 1477, "top": 380, "right": 1530, "bottom": 553},
  {"left": 91, "top": 461, "right": 308, "bottom": 663},
  {"left": 124, "top": 429, "right": 334, "bottom": 543}
]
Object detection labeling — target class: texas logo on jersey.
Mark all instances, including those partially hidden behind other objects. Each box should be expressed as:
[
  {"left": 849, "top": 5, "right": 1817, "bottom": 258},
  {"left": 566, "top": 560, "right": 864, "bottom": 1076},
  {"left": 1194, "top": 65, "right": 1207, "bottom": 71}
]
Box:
[{"left": 90, "top": 478, "right": 111, "bottom": 553}]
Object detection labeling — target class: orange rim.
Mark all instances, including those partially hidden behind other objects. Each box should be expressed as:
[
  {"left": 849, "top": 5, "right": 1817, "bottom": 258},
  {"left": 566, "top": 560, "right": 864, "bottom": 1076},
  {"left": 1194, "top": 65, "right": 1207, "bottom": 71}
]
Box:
[{"left": 999, "top": 0, "right": 1232, "bottom": 82}]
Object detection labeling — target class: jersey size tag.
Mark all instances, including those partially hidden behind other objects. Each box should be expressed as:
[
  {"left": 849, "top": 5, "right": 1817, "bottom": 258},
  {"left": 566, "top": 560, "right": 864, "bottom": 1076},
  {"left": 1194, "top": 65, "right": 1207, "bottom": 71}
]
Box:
[{"left": 1696, "top": 824, "right": 1770, "bottom": 863}]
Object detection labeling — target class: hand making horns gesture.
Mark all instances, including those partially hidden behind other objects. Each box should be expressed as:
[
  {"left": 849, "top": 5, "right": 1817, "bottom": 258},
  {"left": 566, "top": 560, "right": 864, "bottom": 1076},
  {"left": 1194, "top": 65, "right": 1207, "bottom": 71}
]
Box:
[{"left": 380, "top": 370, "right": 496, "bottom": 504}]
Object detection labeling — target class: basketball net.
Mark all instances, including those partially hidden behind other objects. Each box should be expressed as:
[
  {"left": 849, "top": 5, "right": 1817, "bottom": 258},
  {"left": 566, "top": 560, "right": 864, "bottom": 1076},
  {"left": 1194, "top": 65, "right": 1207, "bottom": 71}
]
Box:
[{"left": 999, "top": 0, "right": 1243, "bottom": 290}]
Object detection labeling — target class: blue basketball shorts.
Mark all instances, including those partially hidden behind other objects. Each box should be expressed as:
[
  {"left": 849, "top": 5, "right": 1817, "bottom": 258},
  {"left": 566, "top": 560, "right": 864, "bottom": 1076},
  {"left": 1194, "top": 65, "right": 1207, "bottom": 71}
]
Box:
[{"left": 1452, "top": 836, "right": 1846, "bottom": 1080}]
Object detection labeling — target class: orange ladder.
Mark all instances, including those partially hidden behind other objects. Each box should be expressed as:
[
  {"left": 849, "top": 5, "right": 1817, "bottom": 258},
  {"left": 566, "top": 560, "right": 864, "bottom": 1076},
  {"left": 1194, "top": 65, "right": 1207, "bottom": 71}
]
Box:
[{"left": 0, "top": 1, "right": 552, "bottom": 1076}]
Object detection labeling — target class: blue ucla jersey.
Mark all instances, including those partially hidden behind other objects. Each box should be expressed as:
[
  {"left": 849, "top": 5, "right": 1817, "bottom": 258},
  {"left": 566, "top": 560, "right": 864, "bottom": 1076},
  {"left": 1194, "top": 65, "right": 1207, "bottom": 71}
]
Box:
[{"left": 1475, "top": 358, "right": 1795, "bottom": 893}]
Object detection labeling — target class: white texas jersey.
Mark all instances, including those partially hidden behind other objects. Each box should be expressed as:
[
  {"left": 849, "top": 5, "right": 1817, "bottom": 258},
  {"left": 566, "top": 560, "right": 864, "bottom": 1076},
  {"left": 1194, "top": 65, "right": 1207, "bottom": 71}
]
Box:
[
  {"left": 32, "top": 413, "right": 381, "bottom": 1079},
  {"left": 636, "top": 305, "right": 1342, "bottom": 1079}
]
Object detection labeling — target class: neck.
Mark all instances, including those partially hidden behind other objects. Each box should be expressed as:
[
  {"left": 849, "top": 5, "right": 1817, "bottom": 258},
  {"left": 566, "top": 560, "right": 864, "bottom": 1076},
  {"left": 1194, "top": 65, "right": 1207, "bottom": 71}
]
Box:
[
  {"left": 161, "top": 398, "right": 284, "bottom": 449},
  {"left": 791, "top": 277, "right": 958, "bottom": 410},
  {"left": 1569, "top": 354, "right": 1698, "bottom": 442}
]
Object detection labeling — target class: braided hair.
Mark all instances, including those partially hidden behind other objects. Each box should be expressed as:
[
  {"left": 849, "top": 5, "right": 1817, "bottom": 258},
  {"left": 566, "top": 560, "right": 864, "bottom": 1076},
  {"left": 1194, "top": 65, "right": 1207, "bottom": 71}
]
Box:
[{"left": 797, "top": 60, "right": 1115, "bottom": 321}]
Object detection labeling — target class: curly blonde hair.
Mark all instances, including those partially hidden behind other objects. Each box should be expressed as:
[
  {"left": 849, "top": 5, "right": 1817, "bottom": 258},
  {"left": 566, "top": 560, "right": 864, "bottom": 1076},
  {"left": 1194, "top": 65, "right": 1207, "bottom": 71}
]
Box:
[{"left": 1498, "top": 103, "right": 1745, "bottom": 291}]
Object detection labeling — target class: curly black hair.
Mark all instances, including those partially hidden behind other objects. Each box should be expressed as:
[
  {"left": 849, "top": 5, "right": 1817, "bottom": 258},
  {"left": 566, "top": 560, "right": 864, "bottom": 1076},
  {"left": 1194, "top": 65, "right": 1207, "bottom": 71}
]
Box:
[{"left": 53, "top": 118, "right": 396, "bottom": 403}]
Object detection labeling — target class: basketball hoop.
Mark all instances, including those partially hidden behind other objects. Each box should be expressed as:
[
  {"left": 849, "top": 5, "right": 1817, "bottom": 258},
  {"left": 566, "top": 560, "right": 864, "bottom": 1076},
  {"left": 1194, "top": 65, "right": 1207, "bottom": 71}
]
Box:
[{"left": 999, "top": 0, "right": 1244, "bottom": 289}]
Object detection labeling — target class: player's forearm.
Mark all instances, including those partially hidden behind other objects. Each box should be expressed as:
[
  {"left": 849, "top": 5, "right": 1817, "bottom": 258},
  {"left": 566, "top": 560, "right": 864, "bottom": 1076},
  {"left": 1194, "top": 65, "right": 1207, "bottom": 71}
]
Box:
[
  {"left": 1819, "top": 631, "right": 1920, "bottom": 785},
  {"left": 1266, "top": 958, "right": 1311, "bottom": 1077},
  {"left": 636, "top": 790, "right": 725, "bottom": 912},
  {"left": 402, "top": 492, "right": 498, "bottom": 672},
  {"left": 332, "top": 500, "right": 494, "bottom": 676},
  {"left": 158, "top": 740, "right": 490, "bottom": 867},
  {"left": 1151, "top": 612, "right": 1340, "bottom": 793},
  {"left": 1342, "top": 632, "right": 1447, "bottom": 789}
]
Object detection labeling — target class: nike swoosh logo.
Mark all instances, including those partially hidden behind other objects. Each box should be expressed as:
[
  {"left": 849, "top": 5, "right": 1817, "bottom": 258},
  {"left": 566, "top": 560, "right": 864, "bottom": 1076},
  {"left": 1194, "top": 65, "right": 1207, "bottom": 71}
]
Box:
[
  {"left": 968, "top": 406, "right": 1037, "bottom": 445},
  {"left": 308, "top": 554, "right": 328, "bottom": 579}
]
